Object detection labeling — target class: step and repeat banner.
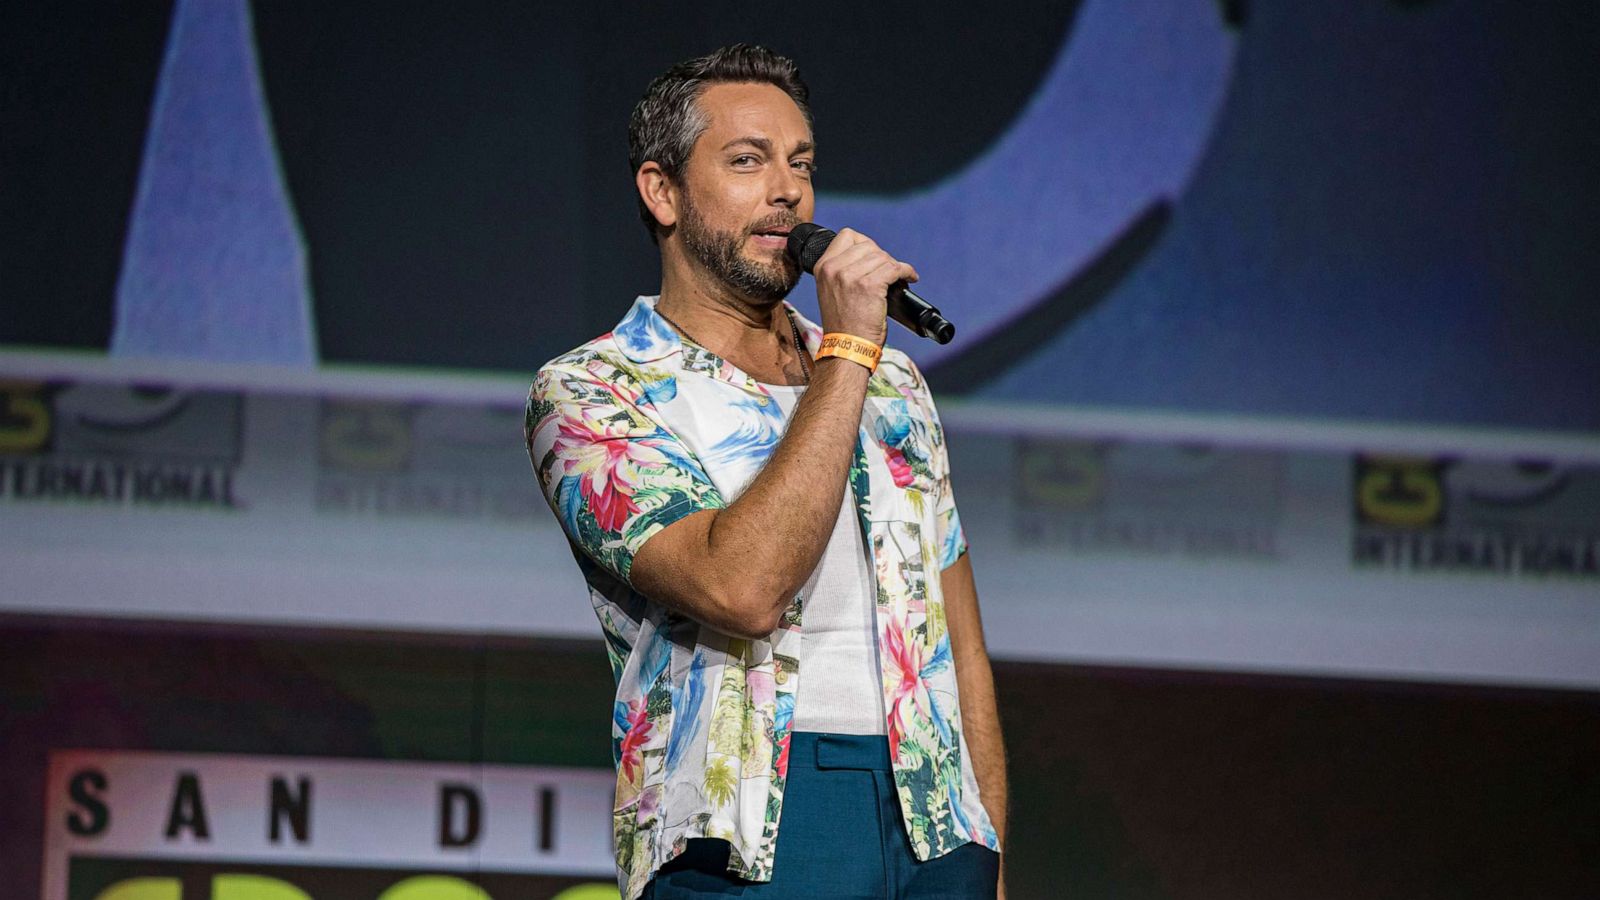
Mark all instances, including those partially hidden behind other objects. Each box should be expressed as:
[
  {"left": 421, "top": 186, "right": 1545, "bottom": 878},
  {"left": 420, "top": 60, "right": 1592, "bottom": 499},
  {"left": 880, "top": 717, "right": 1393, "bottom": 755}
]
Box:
[{"left": 3, "top": 1, "right": 1598, "bottom": 898}]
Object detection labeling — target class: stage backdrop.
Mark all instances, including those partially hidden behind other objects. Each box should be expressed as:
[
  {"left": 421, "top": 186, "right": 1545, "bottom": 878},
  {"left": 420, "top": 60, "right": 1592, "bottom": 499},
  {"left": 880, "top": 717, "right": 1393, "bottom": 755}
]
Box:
[
  {"left": 3, "top": 2, "right": 1599, "bottom": 899},
  {"left": 3, "top": 0, "right": 1596, "bottom": 687}
]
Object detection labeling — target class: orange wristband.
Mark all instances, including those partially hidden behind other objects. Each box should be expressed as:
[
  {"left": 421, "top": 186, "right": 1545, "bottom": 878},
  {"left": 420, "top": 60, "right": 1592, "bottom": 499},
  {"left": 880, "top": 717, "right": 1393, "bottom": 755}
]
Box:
[{"left": 815, "top": 333, "right": 883, "bottom": 372}]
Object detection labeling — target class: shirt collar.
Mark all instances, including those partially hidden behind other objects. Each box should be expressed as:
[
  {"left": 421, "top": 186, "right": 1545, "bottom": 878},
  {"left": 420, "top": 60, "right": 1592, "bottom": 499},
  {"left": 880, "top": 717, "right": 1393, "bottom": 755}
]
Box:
[
  {"left": 613, "top": 296, "right": 683, "bottom": 363},
  {"left": 613, "top": 294, "right": 825, "bottom": 365}
]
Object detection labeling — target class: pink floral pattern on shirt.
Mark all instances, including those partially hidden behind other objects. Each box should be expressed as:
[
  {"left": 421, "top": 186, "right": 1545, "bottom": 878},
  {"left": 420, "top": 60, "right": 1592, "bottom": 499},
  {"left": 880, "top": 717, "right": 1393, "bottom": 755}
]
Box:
[{"left": 525, "top": 296, "right": 994, "bottom": 900}]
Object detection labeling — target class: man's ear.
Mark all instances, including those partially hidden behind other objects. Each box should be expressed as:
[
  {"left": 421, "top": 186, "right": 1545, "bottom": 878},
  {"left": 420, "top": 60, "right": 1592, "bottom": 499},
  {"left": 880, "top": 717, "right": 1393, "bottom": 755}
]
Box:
[{"left": 636, "top": 162, "right": 678, "bottom": 230}]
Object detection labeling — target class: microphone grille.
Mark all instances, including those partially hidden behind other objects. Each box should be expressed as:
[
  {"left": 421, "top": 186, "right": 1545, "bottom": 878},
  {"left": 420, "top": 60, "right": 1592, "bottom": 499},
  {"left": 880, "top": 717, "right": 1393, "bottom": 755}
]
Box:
[{"left": 786, "top": 223, "right": 835, "bottom": 273}]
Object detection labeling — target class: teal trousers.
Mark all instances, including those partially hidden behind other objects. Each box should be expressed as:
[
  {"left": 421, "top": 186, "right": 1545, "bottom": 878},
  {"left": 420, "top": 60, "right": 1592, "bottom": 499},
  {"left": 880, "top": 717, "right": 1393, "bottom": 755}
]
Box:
[{"left": 644, "top": 732, "right": 999, "bottom": 899}]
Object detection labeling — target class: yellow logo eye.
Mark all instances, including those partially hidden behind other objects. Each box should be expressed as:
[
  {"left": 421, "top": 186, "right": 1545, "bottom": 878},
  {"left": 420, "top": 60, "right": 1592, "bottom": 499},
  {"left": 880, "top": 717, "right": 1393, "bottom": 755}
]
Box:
[
  {"left": 0, "top": 382, "right": 50, "bottom": 454},
  {"left": 1356, "top": 458, "right": 1444, "bottom": 528}
]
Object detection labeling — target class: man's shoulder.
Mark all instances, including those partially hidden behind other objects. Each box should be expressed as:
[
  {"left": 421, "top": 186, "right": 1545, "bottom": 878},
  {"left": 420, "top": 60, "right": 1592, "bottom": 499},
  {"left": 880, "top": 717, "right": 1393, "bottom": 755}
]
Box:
[
  {"left": 526, "top": 332, "right": 644, "bottom": 414},
  {"left": 530, "top": 331, "right": 651, "bottom": 392},
  {"left": 527, "top": 323, "right": 689, "bottom": 424},
  {"left": 536, "top": 331, "right": 627, "bottom": 377},
  {"left": 533, "top": 295, "right": 673, "bottom": 392}
]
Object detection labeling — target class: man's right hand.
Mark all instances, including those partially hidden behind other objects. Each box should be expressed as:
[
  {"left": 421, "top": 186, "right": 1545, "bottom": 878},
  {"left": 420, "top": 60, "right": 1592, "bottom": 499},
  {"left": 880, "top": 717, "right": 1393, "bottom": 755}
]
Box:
[{"left": 809, "top": 228, "right": 918, "bottom": 346}]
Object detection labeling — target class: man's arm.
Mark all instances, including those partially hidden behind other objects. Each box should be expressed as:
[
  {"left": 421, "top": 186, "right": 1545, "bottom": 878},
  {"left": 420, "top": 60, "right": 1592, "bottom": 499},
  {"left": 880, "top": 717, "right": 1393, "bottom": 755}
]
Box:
[
  {"left": 630, "top": 228, "right": 914, "bottom": 639},
  {"left": 943, "top": 552, "right": 1009, "bottom": 879},
  {"left": 629, "top": 354, "right": 868, "bottom": 638}
]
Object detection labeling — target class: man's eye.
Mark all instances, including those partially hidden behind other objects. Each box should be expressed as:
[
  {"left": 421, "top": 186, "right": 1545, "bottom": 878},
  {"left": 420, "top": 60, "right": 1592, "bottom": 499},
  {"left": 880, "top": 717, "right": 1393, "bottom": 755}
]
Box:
[
  {"left": 732, "top": 155, "right": 759, "bottom": 166},
  {"left": 792, "top": 160, "right": 816, "bottom": 174}
]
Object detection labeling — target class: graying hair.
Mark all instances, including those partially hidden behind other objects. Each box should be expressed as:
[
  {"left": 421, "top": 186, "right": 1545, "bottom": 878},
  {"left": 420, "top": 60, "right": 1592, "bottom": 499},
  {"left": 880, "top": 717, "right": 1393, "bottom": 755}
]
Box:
[{"left": 628, "top": 44, "right": 812, "bottom": 242}]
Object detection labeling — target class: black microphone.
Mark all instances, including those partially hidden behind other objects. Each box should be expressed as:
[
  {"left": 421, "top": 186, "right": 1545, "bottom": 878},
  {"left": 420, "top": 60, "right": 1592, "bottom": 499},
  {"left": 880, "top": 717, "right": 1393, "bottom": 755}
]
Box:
[{"left": 786, "top": 223, "right": 956, "bottom": 344}]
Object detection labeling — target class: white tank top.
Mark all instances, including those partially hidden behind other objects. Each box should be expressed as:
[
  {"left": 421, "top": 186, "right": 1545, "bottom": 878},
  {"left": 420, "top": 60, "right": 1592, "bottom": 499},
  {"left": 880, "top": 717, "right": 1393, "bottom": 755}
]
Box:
[{"left": 762, "top": 384, "right": 886, "bottom": 735}]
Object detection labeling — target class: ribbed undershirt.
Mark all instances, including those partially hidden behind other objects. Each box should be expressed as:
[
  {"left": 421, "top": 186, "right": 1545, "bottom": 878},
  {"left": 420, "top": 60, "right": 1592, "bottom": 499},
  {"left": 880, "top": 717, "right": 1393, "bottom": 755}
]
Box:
[{"left": 762, "top": 383, "right": 886, "bottom": 736}]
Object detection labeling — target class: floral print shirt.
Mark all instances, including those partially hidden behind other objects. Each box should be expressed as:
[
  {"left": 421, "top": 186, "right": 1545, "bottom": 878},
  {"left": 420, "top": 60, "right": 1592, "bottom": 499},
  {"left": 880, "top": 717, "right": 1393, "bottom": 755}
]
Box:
[{"left": 524, "top": 296, "right": 1000, "bottom": 900}]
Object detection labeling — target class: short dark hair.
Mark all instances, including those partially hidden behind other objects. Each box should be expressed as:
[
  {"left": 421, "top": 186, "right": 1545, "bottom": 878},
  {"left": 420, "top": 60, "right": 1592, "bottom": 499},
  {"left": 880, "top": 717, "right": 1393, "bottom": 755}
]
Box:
[{"left": 628, "top": 44, "right": 812, "bottom": 241}]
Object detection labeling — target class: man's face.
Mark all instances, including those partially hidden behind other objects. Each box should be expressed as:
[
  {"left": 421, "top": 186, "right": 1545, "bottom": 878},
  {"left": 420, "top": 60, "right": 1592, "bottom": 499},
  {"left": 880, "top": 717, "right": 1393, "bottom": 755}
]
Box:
[{"left": 674, "top": 82, "right": 816, "bottom": 303}]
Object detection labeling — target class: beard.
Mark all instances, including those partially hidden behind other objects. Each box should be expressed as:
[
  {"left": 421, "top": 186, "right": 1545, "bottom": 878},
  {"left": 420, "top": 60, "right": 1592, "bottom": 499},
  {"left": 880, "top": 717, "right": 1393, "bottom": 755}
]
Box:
[{"left": 677, "top": 195, "right": 800, "bottom": 303}]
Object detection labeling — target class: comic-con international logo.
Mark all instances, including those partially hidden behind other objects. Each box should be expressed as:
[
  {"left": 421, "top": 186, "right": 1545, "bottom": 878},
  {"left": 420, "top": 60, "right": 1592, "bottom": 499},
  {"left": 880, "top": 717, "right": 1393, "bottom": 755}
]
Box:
[
  {"left": 1014, "top": 438, "right": 1283, "bottom": 560},
  {"left": 0, "top": 381, "right": 242, "bottom": 509},
  {"left": 315, "top": 399, "right": 540, "bottom": 522},
  {"left": 1352, "top": 456, "right": 1600, "bottom": 577}
]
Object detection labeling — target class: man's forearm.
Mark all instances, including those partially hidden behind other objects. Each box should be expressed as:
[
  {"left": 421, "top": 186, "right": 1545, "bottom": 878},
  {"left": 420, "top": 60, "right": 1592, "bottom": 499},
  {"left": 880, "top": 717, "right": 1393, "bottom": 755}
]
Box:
[
  {"left": 632, "top": 356, "right": 870, "bottom": 636},
  {"left": 710, "top": 357, "right": 869, "bottom": 599},
  {"left": 960, "top": 658, "right": 1009, "bottom": 846},
  {"left": 631, "top": 227, "right": 913, "bottom": 638}
]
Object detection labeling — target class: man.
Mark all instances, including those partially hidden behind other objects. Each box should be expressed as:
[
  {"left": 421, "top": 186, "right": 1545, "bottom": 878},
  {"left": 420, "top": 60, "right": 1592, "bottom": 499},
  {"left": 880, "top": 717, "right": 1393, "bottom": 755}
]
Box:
[{"left": 525, "top": 44, "right": 1006, "bottom": 899}]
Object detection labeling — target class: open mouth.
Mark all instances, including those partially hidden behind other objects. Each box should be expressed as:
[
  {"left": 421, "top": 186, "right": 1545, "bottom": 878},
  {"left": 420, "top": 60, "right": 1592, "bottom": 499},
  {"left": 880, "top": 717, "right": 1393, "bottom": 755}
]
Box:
[{"left": 748, "top": 228, "right": 792, "bottom": 253}]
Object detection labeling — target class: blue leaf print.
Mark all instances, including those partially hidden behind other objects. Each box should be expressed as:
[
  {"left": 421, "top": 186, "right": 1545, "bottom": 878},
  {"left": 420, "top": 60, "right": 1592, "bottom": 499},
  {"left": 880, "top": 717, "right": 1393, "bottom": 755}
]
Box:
[
  {"left": 638, "top": 629, "right": 671, "bottom": 692},
  {"left": 925, "top": 686, "right": 954, "bottom": 747},
  {"left": 616, "top": 300, "right": 680, "bottom": 357},
  {"left": 873, "top": 399, "right": 913, "bottom": 448},
  {"left": 940, "top": 508, "right": 965, "bottom": 568},
  {"left": 613, "top": 700, "right": 632, "bottom": 736},
  {"left": 947, "top": 781, "right": 993, "bottom": 845},
  {"left": 642, "top": 375, "right": 678, "bottom": 406},
  {"left": 558, "top": 474, "right": 585, "bottom": 533},
  {"left": 705, "top": 394, "right": 782, "bottom": 469},
  {"left": 923, "top": 634, "right": 955, "bottom": 746},
  {"left": 650, "top": 435, "right": 719, "bottom": 490},
  {"left": 774, "top": 691, "right": 795, "bottom": 732},
  {"left": 921, "top": 633, "right": 952, "bottom": 678},
  {"left": 665, "top": 653, "right": 709, "bottom": 770}
]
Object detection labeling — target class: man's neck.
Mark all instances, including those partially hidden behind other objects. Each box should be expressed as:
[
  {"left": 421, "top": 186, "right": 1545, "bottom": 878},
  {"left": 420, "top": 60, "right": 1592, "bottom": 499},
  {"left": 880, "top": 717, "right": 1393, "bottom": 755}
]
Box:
[{"left": 656, "top": 253, "right": 799, "bottom": 382}]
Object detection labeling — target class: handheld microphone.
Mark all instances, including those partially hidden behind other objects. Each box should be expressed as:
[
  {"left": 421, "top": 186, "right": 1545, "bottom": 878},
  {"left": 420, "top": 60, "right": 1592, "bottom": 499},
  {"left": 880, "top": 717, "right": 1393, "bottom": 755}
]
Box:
[{"left": 786, "top": 224, "right": 956, "bottom": 344}]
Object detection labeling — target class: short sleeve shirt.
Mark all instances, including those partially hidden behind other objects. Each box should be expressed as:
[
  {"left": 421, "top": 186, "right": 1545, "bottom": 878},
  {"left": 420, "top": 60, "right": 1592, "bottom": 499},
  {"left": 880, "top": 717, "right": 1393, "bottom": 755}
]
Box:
[{"left": 524, "top": 296, "right": 998, "bottom": 900}]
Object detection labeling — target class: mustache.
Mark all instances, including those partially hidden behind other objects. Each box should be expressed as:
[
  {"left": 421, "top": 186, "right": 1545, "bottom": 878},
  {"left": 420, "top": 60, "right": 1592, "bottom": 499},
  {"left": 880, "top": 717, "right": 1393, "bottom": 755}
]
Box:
[{"left": 747, "top": 213, "right": 801, "bottom": 235}]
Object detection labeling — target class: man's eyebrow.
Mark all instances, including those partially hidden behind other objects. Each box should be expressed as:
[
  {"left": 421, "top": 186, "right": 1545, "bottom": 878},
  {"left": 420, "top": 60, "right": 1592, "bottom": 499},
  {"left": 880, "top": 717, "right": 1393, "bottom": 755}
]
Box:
[
  {"left": 721, "top": 136, "right": 772, "bottom": 153},
  {"left": 720, "top": 136, "right": 816, "bottom": 156}
]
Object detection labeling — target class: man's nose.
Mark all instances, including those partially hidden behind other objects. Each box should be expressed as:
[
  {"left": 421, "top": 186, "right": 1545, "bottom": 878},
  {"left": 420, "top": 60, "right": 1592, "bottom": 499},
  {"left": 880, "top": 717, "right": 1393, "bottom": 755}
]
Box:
[{"left": 769, "top": 165, "right": 804, "bottom": 207}]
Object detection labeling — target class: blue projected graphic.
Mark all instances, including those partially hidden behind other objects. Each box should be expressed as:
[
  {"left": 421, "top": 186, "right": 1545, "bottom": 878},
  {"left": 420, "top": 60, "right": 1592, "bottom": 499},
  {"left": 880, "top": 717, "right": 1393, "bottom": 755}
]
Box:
[
  {"left": 977, "top": 3, "right": 1600, "bottom": 431},
  {"left": 113, "top": 0, "right": 315, "bottom": 366},
  {"left": 800, "top": 2, "right": 1237, "bottom": 371},
  {"left": 17, "top": 0, "right": 1590, "bottom": 432}
]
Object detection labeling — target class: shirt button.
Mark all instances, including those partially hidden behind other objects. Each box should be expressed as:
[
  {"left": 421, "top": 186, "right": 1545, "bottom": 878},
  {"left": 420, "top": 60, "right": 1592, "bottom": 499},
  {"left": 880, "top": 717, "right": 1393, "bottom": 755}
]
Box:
[
  {"left": 757, "top": 396, "right": 770, "bottom": 406},
  {"left": 776, "top": 670, "right": 789, "bottom": 685}
]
